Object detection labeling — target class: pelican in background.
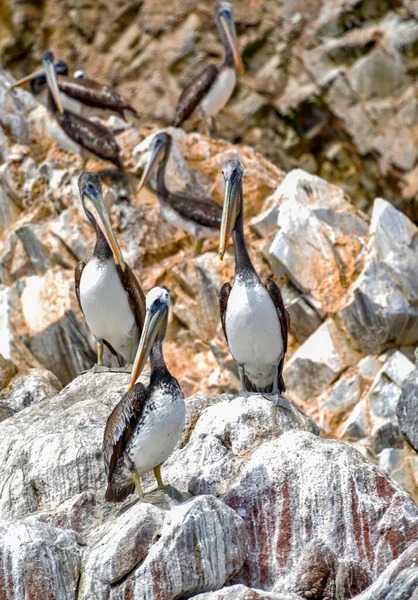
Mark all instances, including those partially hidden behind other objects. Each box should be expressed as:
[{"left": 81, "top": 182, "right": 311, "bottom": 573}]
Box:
[
  {"left": 11, "top": 51, "right": 139, "bottom": 120},
  {"left": 75, "top": 172, "right": 145, "bottom": 369},
  {"left": 219, "top": 160, "right": 291, "bottom": 405},
  {"left": 103, "top": 286, "right": 185, "bottom": 503},
  {"left": 37, "top": 52, "right": 125, "bottom": 172},
  {"left": 138, "top": 131, "right": 222, "bottom": 255},
  {"left": 174, "top": 2, "right": 244, "bottom": 134}
]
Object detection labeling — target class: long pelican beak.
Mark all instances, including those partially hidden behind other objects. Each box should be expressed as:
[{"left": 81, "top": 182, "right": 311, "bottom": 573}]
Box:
[
  {"left": 10, "top": 67, "right": 47, "bottom": 89},
  {"left": 43, "top": 57, "right": 64, "bottom": 115},
  {"left": 220, "top": 13, "right": 244, "bottom": 74},
  {"left": 128, "top": 302, "right": 166, "bottom": 391},
  {"left": 82, "top": 186, "right": 125, "bottom": 270},
  {"left": 137, "top": 141, "right": 164, "bottom": 194},
  {"left": 219, "top": 176, "right": 239, "bottom": 260}
]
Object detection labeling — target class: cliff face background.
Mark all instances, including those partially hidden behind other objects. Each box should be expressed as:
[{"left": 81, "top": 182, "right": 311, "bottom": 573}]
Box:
[{"left": 3, "top": 0, "right": 418, "bottom": 219}]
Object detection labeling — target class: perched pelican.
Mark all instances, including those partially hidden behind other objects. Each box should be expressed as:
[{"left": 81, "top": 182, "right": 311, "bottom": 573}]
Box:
[
  {"left": 38, "top": 52, "right": 124, "bottom": 170},
  {"left": 138, "top": 131, "right": 222, "bottom": 254},
  {"left": 103, "top": 286, "right": 185, "bottom": 503},
  {"left": 11, "top": 51, "right": 139, "bottom": 120},
  {"left": 219, "top": 160, "right": 291, "bottom": 402},
  {"left": 75, "top": 172, "right": 145, "bottom": 368},
  {"left": 174, "top": 2, "right": 243, "bottom": 134}
]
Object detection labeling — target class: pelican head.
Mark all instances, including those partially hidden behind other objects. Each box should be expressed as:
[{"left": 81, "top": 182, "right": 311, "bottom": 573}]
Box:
[
  {"left": 216, "top": 2, "right": 244, "bottom": 74},
  {"left": 128, "top": 286, "right": 171, "bottom": 390},
  {"left": 11, "top": 51, "right": 68, "bottom": 95},
  {"left": 137, "top": 132, "right": 170, "bottom": 194},
  {"left": 219, "top": 159, "right": 244, "bottom": 260},
  {"left": 73, "top": 69, "right": 88, "bottom": 80},
  {"left": 78, "top": 172, "right": 125, "bottom": 270}
]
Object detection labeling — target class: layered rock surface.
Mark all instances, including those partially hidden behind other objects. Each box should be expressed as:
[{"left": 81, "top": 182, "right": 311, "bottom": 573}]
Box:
[
  {"left": 4, "top": 0, "right": 418, "bottom": 217},
  {"left": 0, "top": 372, "right": 417, "bottom": 599}
]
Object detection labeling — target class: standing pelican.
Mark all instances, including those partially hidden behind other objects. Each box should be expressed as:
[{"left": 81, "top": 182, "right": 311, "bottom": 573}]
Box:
[
  {"left": 138, "top": 132, "right": 222, "bottom": 254},
  {"left": 30, "top": 52, "right": 124, "bottom": 170},
  {"left": 103, "top": 286, "right": 185, "bottom": 502},
  {"left": 174, "top": 2, "right": 243, "bottom": 134},
  {"left": 11, "top": 51, "right": 138, "bottom": 120},
  {"left": 75, "top": 172, "right": 145, "bottom": 369},
  {"left": 219, "top": 160, "right": 290, "bottom": 402}
]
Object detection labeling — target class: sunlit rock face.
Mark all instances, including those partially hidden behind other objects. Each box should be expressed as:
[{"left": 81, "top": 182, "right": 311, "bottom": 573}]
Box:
[
  {"left": 0, "top": 373, "right": 417, "bottom": 598},
  {"left": 2, "top": 14, "right": 418, "bottom": 594}
]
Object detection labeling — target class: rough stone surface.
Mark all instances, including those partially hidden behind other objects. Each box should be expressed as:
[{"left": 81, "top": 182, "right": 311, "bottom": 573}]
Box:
[
  {"left": 0, "top": 519, "right": 81, "bottom": 600},
  {"left": 339, "top": 199, "right": 418, "bottom": 355},
  {"left": 0, "top": 368, "right": 61, "bottom": 416},
  {"left": 398, "top": 363, "right": 418, "bottom": 454}
]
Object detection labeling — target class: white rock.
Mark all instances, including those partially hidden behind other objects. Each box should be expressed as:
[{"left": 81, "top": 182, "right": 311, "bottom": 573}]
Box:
[
  {"left": 340, "top": 198, "right": 418, "bottom": 354},
  {"left": 283, "top": 319, "right": 360, "bottom": 402}
]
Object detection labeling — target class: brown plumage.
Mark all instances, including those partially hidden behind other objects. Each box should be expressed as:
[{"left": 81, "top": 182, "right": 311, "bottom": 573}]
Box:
[
  {"left": 57, "top": 76, "right": 139, "bottom": 118},
  {"left": 55, "top": 109, "right": 124, "bottom": 170},
  {"left": 103, "top": 386, "right": 146, "bottom": 501},
  {"left": 174, "top": 65, "right": 218, "bottom": 127}
]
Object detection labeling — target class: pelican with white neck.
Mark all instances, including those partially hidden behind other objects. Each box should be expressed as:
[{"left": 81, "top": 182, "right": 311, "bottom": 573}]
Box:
[{"left": 103, "top": 286, "right": 185, "bottom": 503}]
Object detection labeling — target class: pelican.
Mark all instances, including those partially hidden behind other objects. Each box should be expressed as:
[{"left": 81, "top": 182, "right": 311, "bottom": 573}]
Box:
[
  {"left": 137, "top": 131, "right": 222, "bottom": 254},
  {"left": 174, "top": 2, "right": 243, "bottom": 134},
  {"left": 75, "top": 172, "right": 145, "bottom": 369},
  {"left": 11, "top": 51, "right": 139, "bottom": 120},
  {"left": 103, "top": 286, "right": 185, "bottom": 503},
  {"left": 219, "top": 160, "right": 291, "bottom": 404},
  {"left": 37, "top": 52, "right": 124, "bottom": 170}
]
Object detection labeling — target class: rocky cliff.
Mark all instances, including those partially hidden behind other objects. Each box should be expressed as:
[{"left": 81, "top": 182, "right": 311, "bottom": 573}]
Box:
[
  {"left": 1, "top": 2, "right": 418, "bottom": 597},
  {"left": 3, "top": 0, "right": 418, "bottom": 218}
]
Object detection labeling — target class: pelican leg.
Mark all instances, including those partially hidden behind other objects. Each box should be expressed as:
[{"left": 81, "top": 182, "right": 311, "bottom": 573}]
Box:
[
  {"left": 261, "top": 364, "right": 293, "bottom": 411},
  {"left": 200, "top": 119, "right": 210, "bottom": 137},
  {"left": 97, "top": 341, "right": 104, "bottom": 366},
  {"left": 132, "top": 470, "right": 165, "bottom": 504},
  {"left": 154, "top": 464, "right": 164, "bottom": 488},
  {"left": 194, "top": 239, "right": 204, "bottom": 256},
  {"left": 237, "top": 365, "right": 252, "bottom": 398}
]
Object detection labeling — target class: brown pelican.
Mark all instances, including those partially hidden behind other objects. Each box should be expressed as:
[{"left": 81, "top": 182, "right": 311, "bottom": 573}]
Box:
[
  {"left": 75, "top": 172, "right": 145, "bottom": 369},
  {"left": 103, "top": 286, "right": 185, "bottom": 502},
  {"left": 37, "top": 53, "right": 124, "bottom": 170},
  {"left": 174, "top": 2, "right": 243, "bottom": 134},
  {"left": 11, "top": 51, "right": 139, "bottom": 120},
  {"left": 137, "top": 131, "right": 222, "bottom": 254},
  {"left": 219, "top": 160, "right": 291, "bottom": 404}
]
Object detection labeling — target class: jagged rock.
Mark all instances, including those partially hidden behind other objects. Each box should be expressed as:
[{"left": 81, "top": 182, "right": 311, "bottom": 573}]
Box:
[
  {"left": 0, "top": 354, "right": 17, "bottom": 390},
  {"left": 195, "top": 586, "right": 302, "bottom": 599},
  {"left": 223, "top": 432, "right": 418, "bottom": 595},
  {"left": 20, "top": 269, "right": 96, "bottom": 384},
  {"left": 339, "top": 199, "right": 418, "bottom": 355},
  {"left": 283, "top": 319, "right": 361, "bottom": 402},
  {"left": 318, "top": 355, "right": 381, "bottom": 434},
  {"left": 0, "top": 519, "right": 81, "bottom": 600},
  {"left": 269, "top": 169, "right": 368, "bottom": 313},
  {"left": 353, "top": 540, "right": 418, "bottom": 599},
  {"left": 398, "top": 361, "right": 418, "bottom": 454},
  {"left": 108, "top": 496, "right": 248, "bottom": 600},
  {"left": 171, "top": 252, "right": 233, "bottom": 342},
  {"left": 286, "top": 294, "right": 323, "bottom": 345},
  {"left": 0, "top": 368, "right": 61, "bottom": 415}
]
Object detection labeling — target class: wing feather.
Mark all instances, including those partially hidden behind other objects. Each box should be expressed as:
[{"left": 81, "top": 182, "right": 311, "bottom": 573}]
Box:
[
  {"left": 219, "top": 282, "right": 232, "bottom": 344},
  {"left": 174, "top": 64, "right": 219, "bottom": 126},
  {"left": 56, "top": 110, "right": 123, "bottom": 169},
  {"left": 74, "top": 261, "right": 86, "bottom": 314},
  {"left": 103, "top": 383, "right": 147, "bottom": 501},
  {"left": 115, "top": 264, "right": 146, "bottom": 334},
  {"left": 59, "top": 77, "right": 138, "bottom": 117},
  {"left": 168, "top": 192, "right": 222, "bottom": 229},
  {"left": 265, "top": 278, "right": 290, "bottom": 393}
]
